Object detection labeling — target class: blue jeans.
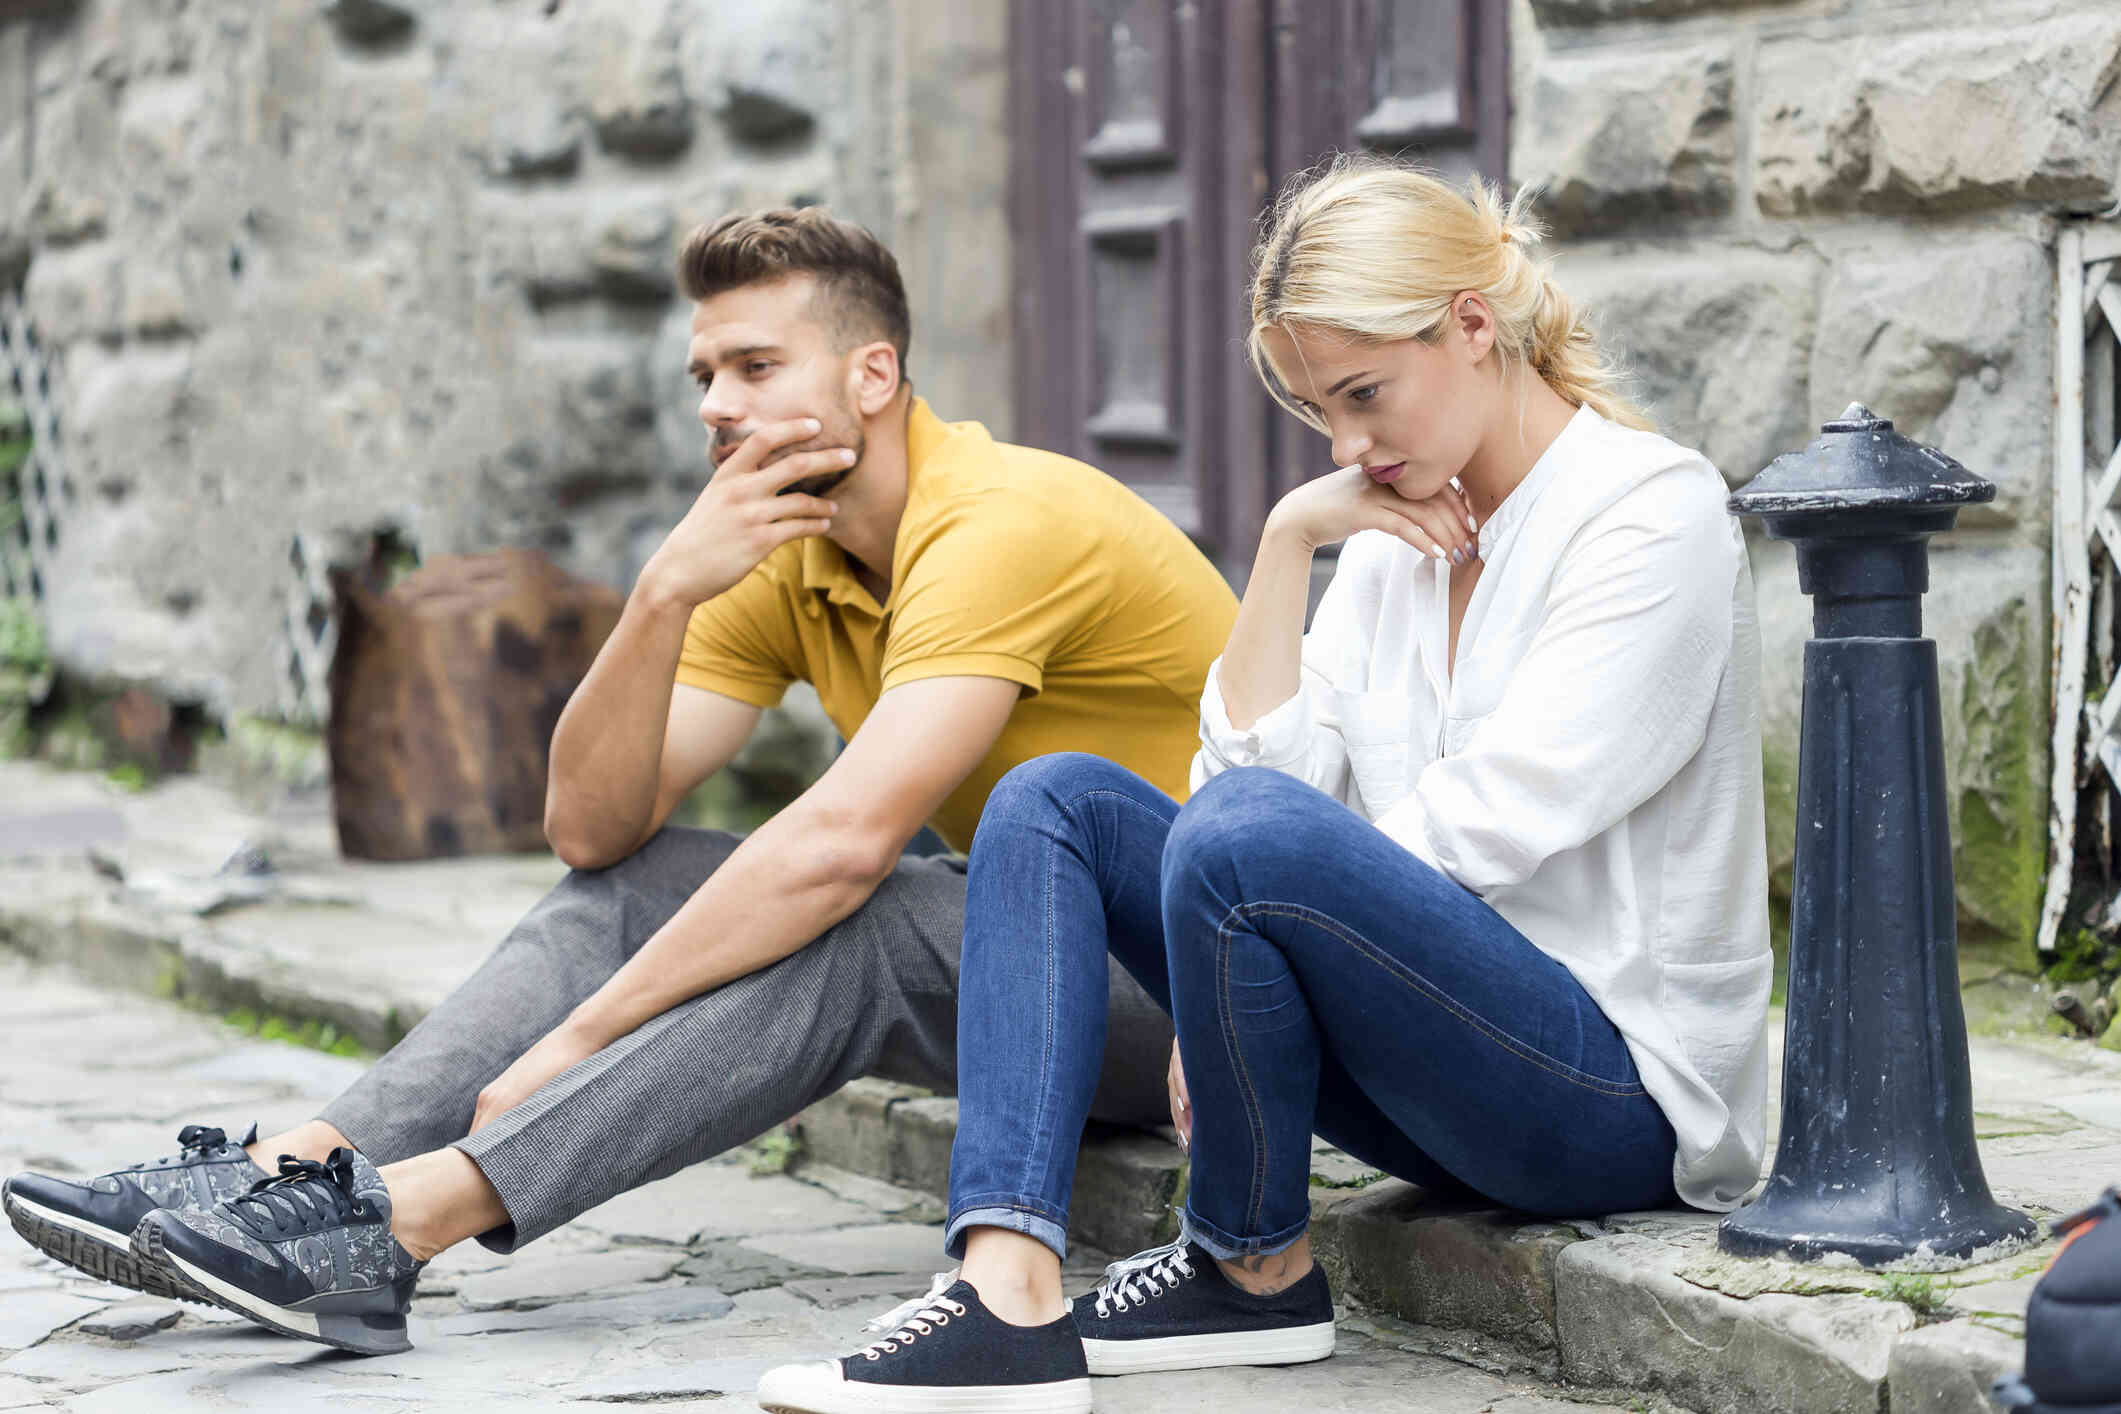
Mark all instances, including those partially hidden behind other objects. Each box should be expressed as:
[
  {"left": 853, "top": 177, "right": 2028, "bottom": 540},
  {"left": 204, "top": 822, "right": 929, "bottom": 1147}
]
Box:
[{"left": 945, "top": 754, "right": 1679, "bottom": 1262}]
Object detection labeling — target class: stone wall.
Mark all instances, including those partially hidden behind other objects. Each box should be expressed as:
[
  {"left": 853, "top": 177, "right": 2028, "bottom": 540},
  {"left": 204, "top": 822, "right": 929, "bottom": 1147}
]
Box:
[
  {"left": 1513, "top": 0, "right": 2121, "bottom": 963},
  {"left": 0, "top": 0, "right": 1010, "bottom": 733}
]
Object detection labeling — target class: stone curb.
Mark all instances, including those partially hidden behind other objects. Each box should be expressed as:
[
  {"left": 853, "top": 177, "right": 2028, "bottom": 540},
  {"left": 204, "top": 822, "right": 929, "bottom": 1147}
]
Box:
[
  {"left": 0, "top": 877, "right": 2044, "bottom": 1414},
  {"left": 0, "top": 888, "right": 423, "bottom": 1053}
]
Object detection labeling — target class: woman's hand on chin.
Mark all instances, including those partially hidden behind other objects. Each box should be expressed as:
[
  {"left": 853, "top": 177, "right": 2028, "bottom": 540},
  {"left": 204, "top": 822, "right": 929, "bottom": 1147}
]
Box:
[{"left": 1265, "top": 466, "right": 1478, "bottom": 564}]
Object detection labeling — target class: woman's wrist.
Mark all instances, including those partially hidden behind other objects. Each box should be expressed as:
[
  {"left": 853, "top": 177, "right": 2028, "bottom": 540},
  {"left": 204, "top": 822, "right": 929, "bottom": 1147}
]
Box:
[{"left": 1259, "top": 511, "right": 1321, "bottom": 560}]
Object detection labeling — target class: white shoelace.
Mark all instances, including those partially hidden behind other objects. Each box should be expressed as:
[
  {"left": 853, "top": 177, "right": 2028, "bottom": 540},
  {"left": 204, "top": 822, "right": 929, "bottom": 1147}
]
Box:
[
  {"left": 855, "top": 1270, "right": 968, "bottom": 1361},
  {"left": 1088, "top": 1240, "right": 1195, "bottom": 1318}
]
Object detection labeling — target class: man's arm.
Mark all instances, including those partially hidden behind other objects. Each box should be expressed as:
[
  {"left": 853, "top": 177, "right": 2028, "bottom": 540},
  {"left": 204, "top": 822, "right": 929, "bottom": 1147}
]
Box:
[
  {"left": 544, "top": 593, "right": 762, "bottom": 870},
  {"left": 471, "top": 673, "right": 1020, "bottom": 1129},
  {"left": 545, "top": 415, "right": 849, "bottom": 868}
]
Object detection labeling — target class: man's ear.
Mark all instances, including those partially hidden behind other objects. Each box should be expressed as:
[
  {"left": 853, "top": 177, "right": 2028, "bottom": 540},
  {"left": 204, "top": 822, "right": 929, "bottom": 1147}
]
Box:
[{"left": 851, "top": 341, "right": 902, "bottom": 416}]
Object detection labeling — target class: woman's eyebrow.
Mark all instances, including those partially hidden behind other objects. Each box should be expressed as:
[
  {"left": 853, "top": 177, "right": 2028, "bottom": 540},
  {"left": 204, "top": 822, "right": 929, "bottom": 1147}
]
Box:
[{"left": 1324, "top": 370, "right": 1379, "bottom": 397}]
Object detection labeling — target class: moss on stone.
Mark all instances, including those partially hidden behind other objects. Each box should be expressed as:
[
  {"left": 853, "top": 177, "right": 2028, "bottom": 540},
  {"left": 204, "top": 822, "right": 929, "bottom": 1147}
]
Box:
[{"left": 1951, "top": 597, "right": 2046, "bottom": 967}]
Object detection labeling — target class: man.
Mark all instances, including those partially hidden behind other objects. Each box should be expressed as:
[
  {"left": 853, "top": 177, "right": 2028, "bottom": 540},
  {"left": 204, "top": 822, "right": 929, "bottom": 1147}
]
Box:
[{"left": 2, "top": 208, "right": 1238, "bottom": 1356}]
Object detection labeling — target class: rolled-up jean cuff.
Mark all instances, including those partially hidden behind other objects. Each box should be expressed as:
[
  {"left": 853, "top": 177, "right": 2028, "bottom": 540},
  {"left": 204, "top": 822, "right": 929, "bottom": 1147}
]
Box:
[
  {"left": 945, "top": 1203, "right": 1069, "bottom": 1263},
  {"left": 1180, "top": 1204, "right": 1308, "bottom": 1262}
]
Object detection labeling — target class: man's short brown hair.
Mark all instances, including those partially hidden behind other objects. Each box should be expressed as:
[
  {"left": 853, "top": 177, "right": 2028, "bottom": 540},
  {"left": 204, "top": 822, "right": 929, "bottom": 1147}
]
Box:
[{"left": 677, "top": 207, "right": 911, "bottom": 368}]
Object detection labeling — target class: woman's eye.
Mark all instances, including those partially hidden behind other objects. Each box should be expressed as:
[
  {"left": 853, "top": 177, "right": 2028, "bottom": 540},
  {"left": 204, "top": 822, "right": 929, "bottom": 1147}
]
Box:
[{"left": 1350, "top": 384, "right": 1379, "bottom": 404}]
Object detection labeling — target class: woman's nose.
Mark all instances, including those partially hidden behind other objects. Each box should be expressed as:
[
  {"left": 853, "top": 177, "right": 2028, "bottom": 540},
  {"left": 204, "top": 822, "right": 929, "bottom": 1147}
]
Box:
[{"left": 1332, "top": 430, "right": 1371, "bottom": 469}]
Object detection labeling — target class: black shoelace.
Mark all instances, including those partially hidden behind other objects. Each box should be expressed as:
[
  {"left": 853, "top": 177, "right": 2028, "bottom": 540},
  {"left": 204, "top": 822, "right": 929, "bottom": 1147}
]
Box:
[
  {"left": 172, "top": 1124, "right": 229, "bottom": 1158},
  {"left": 227, "top": 1149, "right": 364, "bottom": 1238}
]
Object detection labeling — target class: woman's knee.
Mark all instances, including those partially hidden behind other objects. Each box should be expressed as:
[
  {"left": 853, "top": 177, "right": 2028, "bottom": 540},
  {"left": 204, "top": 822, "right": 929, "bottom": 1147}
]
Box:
[
  {"left": 975, "top": 753, "right": 1145, "bottom": 843},
  {"left": 1165, "top": 768, "right": 1315, "bottom": 878}
]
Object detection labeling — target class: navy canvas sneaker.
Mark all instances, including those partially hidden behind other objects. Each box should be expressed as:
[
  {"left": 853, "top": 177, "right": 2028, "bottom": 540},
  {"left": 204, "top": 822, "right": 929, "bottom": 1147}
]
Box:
[
  {"left": 132, "top": 1146, "right": 423, "bottom": 1356},
  {"left": 3, "top": 1123, "right": 264, "bottom": 1302},
  {"left": 757, "top": 1271, "right": 1091, "bottom": 1413},
  {"left": 1071, "top": 1239, "right": 1336, "bottom": 1375}
]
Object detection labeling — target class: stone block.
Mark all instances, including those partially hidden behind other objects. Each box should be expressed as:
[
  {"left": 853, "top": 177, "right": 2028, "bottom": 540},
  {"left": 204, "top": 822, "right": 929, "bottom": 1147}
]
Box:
[
  {"left": 1067, "top": 1125, "right": 1186, "bottom": 1257},
  {"left": 1757, "top": 17, "right": 2121, "bottom": 217},
  {"left": 22, "top": 241, "right": 125, "bottom": 344},
  {"left": 524, "top": 333, "right": 661, "bottom": 477},
  {"left": 1557, "top": 1232, "right": 1916, "bottom": 1414},
  {"left": 73, "top": 1297, "right": 181, "bottom": 1341},
  {"left": 1888, "top": 1320, "right": 2026, "bottom": 1414},
  {"left": 455, "top": 1248, "right": 681, "bottom": 1311},
  {"left": 796, "top": 1078, "right": 922, "bottom": 1179},
  {"left": 571, "top": 0, "right": 693, "bottom": 159},
  {"left": 1808, "top": 236, "right": 2052, "bottom": 531},
  {"left": 325, "top": 549, "right": 624, "bottom": 860},
  {"left": 1514, "top": 44, "right": 1736, "bottom": 235},
  {"left": 884, "top": 1095, "right": 959, "bottom": 1195},
  {"left": 1561, "top": 245, "right": 1821, "bottom": 486},
  {"left": 321, "top": 0, "right": 415, "bottom": 46},
  {"left": 1532, "top": 0, "right": 1798, "bottom": 21},
  {"left": 22, "top": 81, "right": 115, "bottom": 244},
  {"left": 1312, "top": 1181, "right": 1578, "bottom": 1350},
  {"left": 683, "top": 0, "right": 831, "bottom": 148},
  {"left": 739, "top": 1223, "right": 949, "bottom": 1278},
  {"left": 589, "top": 196, "right": 677, "bottom": 303}
]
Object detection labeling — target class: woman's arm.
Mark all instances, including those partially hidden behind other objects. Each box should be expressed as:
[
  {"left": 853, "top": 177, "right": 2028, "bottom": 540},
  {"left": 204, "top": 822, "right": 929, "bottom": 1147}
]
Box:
[{"left": 1214, "top": 523, "right": 1316, "bottom": 731}]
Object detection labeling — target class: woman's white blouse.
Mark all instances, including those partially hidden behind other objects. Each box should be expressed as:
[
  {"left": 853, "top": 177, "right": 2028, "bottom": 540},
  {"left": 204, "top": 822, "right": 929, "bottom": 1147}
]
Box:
[{"left": 1192, "top": 405, "right": 1771, "bottom": 1211}]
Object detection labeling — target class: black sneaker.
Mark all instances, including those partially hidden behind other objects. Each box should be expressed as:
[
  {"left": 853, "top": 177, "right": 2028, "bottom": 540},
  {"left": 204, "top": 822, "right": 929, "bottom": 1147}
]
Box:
[
  {"left": 756, "top": 1272, "right": 1091, "bottom": 1413},
  {"left": 3, "top": 1123, "right": 264, "bottom": 1302},
  {"left": 1071, "top": 1239, "right": 1335, "bottom": 1375},
  {"left": 131, "top": 1147, "right": 423, "bottom": 1356}
]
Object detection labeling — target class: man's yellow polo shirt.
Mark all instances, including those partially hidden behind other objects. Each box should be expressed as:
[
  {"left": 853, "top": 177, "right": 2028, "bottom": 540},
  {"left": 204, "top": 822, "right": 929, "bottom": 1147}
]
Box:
[{"left": 675, "top": 398, "right": 1238, "bottom": 852}]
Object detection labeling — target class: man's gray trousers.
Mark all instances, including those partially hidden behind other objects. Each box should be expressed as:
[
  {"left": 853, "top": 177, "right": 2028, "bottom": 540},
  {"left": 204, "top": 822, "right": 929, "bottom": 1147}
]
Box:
[{"left": 318, "top": 826, "right": 1175, "bottom": 1251}]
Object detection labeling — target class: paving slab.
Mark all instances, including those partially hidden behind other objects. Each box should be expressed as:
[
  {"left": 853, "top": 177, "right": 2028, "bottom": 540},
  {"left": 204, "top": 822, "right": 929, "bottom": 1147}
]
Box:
[
  {"left": 72, "top": 1298, "right": 182, "bottom": 1341},
  {"left": 453, "top": 1248, "right": 683, "bottom": 1311},
  {"left": 740, "top": 1222, "right": 953, "bottom": 1277}
]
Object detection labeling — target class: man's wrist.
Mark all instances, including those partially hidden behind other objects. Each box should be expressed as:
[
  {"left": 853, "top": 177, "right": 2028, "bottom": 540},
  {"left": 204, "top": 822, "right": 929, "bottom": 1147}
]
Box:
[{"left": 630, "top": 561, "right": 714, "bottom": 619}]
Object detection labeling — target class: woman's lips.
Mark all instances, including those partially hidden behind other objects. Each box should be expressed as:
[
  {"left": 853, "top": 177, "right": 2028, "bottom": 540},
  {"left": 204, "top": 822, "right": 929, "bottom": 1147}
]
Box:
[{"left": 1365, "top": 462, "right": 1405, "bottom": 484}]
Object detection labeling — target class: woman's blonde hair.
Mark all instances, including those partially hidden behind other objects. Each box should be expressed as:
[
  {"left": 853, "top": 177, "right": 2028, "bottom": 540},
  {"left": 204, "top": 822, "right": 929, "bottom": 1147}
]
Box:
[{"left": 1247, "top": 153, "right": 1652, "bottom": 434}]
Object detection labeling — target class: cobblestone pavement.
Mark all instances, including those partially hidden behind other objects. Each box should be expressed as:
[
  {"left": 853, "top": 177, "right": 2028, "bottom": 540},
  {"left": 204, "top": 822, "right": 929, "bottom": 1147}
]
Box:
[{"left": 0, "top": 961, "right": 1632, "bottom": 1412}]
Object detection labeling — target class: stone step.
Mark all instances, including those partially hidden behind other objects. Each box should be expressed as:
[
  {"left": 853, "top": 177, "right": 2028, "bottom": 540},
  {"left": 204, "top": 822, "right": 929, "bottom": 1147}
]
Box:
[{"left": 795, "top": 1081, "right": 2060, "bottom": 1414}]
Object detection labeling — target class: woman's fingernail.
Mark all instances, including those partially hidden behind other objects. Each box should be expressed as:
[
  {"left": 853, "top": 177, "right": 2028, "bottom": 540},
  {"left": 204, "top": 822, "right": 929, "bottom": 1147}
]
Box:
[{"left": 804, "top": 418, "right": 821, "bottom": 432}]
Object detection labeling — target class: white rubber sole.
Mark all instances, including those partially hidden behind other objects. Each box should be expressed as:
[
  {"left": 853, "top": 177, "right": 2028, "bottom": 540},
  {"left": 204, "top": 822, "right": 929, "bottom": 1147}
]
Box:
[
  {"left": 5, "top": 1196, "right": 132, "bottom": 1254},
  {"left": 158, "top": 1248, "right": 322, "bottom": 1337},
  {"left": 755, "top": 1362, "right": 1091, "bottom": 1413},
  {"left": 1081, "top": 1322, "right": 1336, "bottom": 1375}
]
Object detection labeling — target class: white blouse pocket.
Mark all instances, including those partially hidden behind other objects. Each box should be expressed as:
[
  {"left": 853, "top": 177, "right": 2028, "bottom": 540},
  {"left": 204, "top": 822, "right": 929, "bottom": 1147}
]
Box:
[{"left": 1334, "top": 691, "right": 1415, "bottom": 815}]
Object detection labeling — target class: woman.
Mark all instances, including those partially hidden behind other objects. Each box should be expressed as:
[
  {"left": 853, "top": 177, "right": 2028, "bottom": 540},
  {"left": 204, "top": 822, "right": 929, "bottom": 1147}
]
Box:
[{"left": 756, "top": 155, "right": 1771, "bottom": 1414}]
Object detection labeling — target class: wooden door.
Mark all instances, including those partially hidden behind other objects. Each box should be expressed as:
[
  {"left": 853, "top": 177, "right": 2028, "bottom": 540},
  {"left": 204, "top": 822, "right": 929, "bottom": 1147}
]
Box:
[{"left": 1011, "top": 0, "right": 1510, "bottom": 575}]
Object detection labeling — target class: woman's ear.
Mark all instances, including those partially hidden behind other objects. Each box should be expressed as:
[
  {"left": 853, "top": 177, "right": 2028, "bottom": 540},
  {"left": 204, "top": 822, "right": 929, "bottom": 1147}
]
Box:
[
  {"left": 851, "top": 342, "right": 902, "bottom": 416},
  {"left": 1452, "top": 291, "right": 1498, "bottom": 364}
]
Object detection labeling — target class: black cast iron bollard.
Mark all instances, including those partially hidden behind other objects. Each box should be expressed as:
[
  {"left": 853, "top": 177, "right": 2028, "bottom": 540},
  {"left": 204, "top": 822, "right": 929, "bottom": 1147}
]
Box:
[{"left": 1719, "top": 403, "right": 2038, "bottom": 1266}]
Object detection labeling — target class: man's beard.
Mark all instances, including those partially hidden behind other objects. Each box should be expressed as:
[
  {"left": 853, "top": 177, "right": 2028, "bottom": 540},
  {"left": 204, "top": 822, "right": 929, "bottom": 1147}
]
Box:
[{"left": 716, "top": 406, "right": 865, "bottom": 500}]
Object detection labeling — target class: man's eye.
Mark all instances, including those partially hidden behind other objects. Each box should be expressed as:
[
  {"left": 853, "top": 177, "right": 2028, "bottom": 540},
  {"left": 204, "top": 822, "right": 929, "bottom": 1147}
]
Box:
[{"left": 746, "top": 360, "right": 774, "bottom": 376}]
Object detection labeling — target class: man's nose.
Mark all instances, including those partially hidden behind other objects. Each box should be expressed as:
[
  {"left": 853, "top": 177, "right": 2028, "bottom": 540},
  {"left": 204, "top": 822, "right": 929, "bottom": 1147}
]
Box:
[{"left": 698, "top": 382, "right": 746, "bottom": 428}]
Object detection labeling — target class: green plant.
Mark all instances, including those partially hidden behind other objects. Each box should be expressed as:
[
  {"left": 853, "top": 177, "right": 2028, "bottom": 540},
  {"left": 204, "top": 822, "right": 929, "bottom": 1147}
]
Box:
[
  {"left": 1309, "top": 1169, "right": 1387, "bottom": 1190},
  {"left": 745, "top": 1128, "right": 803, "bottom": 1176},
  {"left": 1875, "top": 1271, "right": 1949, "bottom": 1317},
  {"left": 2048, "top": 927, "right": 2117, "bottom": 987},
  {"left": 223, "top": 1007, "right": 369, "bottom": 1059}
]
